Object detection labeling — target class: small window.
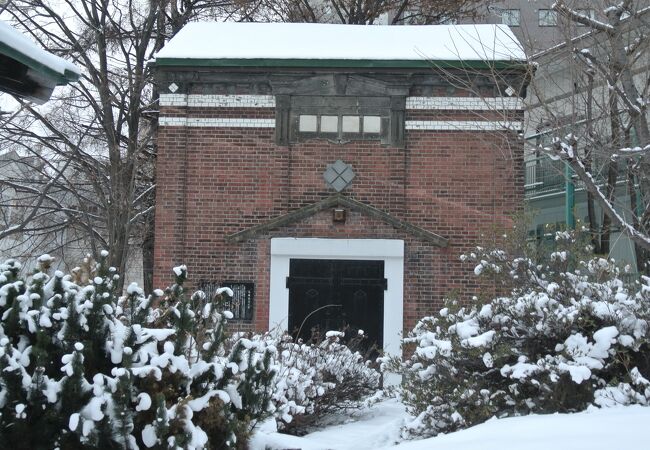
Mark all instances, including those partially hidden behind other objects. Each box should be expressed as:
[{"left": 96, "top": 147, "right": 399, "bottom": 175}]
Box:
[
  {"left": 363, "top": 116, "right": 381, "bottom": 133},
  {"left": 539, "top": 9, "right": 558, "bottom": 26},
  {"left": 285, "top": 95, "right": 398, "bottom": 146},
  {"left": 320, "top": 115, "right": 338, "bottom": 133},
  {"left": 299, "top": 115, "right": 317, "bottom": 132},
  {"left": 502, "top": 9, "right": 520, "bottom": 26},
  {"left": 576, "top": 9, "right": 595, "bottom": 26},
  {"left": 342, "top": 115, "right": 360, "bottom": 133}
]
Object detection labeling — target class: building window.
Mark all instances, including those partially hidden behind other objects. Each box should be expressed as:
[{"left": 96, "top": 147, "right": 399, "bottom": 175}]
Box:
[
  {"left": 288, "top": 94, "right": 396, "bottom": 145},
  {"left": 297, "top": 114, "right": 384, "bottom": 139},
  {"left": 321, "top": 115, "right": 339, "bottom": 133},
  {"left": 502, "top": 9, "right": 521, "bottom": 27},
  {"left": 298, "top": 115, "right": 317, "bottom": 132},
  {"left": 576, "top": 9, "right": 595, "bottom": 26},
  {"left": 363, "top": 116, "right": 381, "bottom": 134},
  {"left": 342, "top": 115, "right": 360, "bottom": 133},
  {"left": 539, "top": 9, "right": 558, "bottom": 26}
]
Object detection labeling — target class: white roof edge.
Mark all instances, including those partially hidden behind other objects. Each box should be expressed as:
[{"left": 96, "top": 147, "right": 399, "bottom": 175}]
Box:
[
  {"left": 0, "top": 20, "right": 80, "bottom": 78},
  {"left": 155, "top": 22, "right": 526, "bottom": 62}
]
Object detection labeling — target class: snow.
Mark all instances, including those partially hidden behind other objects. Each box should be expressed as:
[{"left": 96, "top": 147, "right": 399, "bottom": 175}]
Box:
[
  {"left": 69, "top": 413, "right": 80, "bottom": 431},
  {"left": 251, "top": 399, "right": 650, "bottom": 450},
  {"left": 155, "top": 23, "right": 525, "bottom": 62},
  {"left": 0, "top": 20, "right": 80, "bottom": 77},
  {"left": 142, "top": 424, "right": 158, "bottom": 448},
  {"left": 135, "top": 393, "right": 152, "bottom": 411}
]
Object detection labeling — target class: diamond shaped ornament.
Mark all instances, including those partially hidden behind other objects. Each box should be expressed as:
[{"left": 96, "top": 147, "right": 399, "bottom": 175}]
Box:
[
  {"left": 324, "top": 160, "right": 355, "bottom": 192},
  {"left": 323, "top": 167, "right": 339, "bottom": 185},
  {"left": 332, "top": 159, "right": 348, "bottom": 173}
]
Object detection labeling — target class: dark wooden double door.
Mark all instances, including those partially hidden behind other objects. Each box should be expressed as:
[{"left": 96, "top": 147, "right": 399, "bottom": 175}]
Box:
[{"left": 287, "top": 259, "right": 386, "bottom": 350}]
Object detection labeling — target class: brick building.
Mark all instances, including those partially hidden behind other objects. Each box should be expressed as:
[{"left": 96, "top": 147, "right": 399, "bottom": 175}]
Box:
[{"left": 152, "top": 22, "right": 529, "bottom": 356}]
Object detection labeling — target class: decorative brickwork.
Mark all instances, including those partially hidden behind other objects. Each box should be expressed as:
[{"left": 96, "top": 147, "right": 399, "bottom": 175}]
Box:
[
  {"left": 405, "top": 96, "right": 524, "bottom": 110},
  {"left": 158, "top": 117, "right": 275, "bottom": 128},
  {"left": 160, "top": 94, "right": 276, "bottom": 108},
  {"left": 154, "top": 94, "right": 524, "bottom": 336}
]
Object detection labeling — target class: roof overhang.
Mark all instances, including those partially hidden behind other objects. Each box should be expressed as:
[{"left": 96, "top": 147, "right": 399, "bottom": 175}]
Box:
[
  {"left": 0, "top": 20, "right": 80, "bottom": 103},
  {"left": 153, "top": 57, "right": 527, "bottom": 71}
]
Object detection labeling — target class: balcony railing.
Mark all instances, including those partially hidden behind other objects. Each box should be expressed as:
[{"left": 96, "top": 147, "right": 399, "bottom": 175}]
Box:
[{"left": 525, "top": 155, "right": 628, "bottom": 199}]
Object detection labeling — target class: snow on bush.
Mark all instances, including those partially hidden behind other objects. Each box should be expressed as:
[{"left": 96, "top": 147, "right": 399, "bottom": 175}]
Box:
[
  {"left": 266, "top": 331, "right": 381, "bottom": 434},
  {"left": 388, "top": 232, "right": 650, "bottom": 439},
  {"left": 0, "top": 254, "right": 381, "bottom": 448},
  {"left": 0, "top": 254, "right": 276, "bottom": 449}
]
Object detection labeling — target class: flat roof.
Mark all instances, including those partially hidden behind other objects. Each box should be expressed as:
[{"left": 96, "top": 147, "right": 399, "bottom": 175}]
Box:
[{"left": 154, "top": 22, "right": 526, "bottom": 69}]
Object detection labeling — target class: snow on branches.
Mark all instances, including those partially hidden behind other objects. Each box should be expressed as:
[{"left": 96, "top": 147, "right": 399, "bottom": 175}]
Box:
[
  {"left": 0, "top": 255, "right": 276, "bottom": 449},
  {"left": 0, "top": 255, "right": 381, "bottom": 448},
  {"left": 389, "top": 231, "right": 650, "bottom": 439}
]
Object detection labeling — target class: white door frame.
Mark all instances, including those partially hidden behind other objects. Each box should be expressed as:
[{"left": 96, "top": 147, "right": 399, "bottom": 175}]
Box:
[{"left": 269, "top": 237, "right": 404, "bottom": 357}]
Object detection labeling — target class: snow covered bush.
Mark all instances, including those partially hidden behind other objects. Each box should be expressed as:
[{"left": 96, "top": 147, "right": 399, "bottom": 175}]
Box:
[
  {"left": 266, "top": 330, "right": 381, "bottom": 435},
  {"left": 0, "top": 254, "right": 276, "bottom": 449},
  {"left": 392, "top": 232, "right": 650, "bottom": 438}
]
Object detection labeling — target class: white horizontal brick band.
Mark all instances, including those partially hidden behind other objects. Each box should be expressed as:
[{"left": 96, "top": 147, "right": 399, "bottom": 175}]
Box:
[
  {"left": 405, "top": 120, "right": 523, "bottom": 131},
  {"left": 159, "top": 94, "right": 275, "bottom": 108},
  {"left": 406, "top": 97, "right": 523, "bottom": 110},
  {"left": 159, "top": 117, "right": 275, "bottom": 128},
  {"left": 158, "top": 94, "right": 188, "bottom": 107}
]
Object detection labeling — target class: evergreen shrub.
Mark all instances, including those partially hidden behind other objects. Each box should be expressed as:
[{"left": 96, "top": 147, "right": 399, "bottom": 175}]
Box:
[
  {"left": 387, "top": 232, "right": 650, "bottom": 438},
  {"left": 0, "top": 254, "right": 275, "bottom": 449},
  {"left": 0, "top": 254, "right": 381, "bottom": 448}
]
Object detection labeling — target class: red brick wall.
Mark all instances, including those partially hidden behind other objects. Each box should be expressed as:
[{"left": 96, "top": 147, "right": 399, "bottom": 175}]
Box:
[{"left": 154, "top": 103, "right": 523, "bottom": 333}]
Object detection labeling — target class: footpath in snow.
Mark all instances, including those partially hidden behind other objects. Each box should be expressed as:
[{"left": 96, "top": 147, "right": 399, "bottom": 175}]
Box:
[{"left": 250, "top": 398, "right": 650, "bottom": 450}]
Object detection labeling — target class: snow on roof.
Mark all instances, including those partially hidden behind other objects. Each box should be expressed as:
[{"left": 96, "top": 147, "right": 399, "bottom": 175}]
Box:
[
  {"left": 0, "top": 20, "right": 80, "bottom": 82},
  {"left": 155, "top": 22, "right": 526, "bottom": 65}
]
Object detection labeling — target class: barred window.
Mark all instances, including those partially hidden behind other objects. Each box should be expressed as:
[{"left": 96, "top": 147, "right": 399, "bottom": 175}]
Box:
[{"left": 198, "top": 281, "right": 254, "bottom": 321}]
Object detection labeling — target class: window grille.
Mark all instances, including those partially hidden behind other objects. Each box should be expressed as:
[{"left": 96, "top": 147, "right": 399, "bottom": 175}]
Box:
[{"left": 198, "top": 280, "right": 254, "bottom": 321}]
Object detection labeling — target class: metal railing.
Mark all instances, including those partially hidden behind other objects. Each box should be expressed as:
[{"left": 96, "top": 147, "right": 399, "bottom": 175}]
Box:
[{"left": 524, "top": 155, "right": 628, "bottom": 199}]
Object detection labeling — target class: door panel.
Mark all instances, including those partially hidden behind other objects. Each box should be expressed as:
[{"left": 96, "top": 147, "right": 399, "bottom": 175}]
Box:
[{"left": 287, "top": 259, "right": 385, "bottom": 350}]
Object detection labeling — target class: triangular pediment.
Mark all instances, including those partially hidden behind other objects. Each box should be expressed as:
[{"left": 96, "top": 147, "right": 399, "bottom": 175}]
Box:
[{"left": 225, "top": 194, "right": 448, "bottom": 247}]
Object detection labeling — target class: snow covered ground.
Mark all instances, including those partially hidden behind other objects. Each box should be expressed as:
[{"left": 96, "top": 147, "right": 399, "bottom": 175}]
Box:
[{"left": 251, "top": 398, "right": 650, "bottom": 450}]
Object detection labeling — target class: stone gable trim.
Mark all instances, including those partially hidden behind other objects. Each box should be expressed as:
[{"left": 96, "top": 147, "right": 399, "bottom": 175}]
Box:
[
  {"left": 405, "top": 120, "right": 523, "bottom": 131},
  {"left": 406, "top": 96, "right": 523, "bottom": 111},
  {"left": 225, "top": 194, "right": 448, "bottom": 247},
  {"left": 159, "top": 117, "right": 275, "bottom": 128},
  {"left": 160, "top": 94, "right": 276, "bottom": 108}
]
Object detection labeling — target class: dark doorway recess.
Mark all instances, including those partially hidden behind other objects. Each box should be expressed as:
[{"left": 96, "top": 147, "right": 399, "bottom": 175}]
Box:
[{"left": 286, "top": 259, "right": 386, "bottom": 351}]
